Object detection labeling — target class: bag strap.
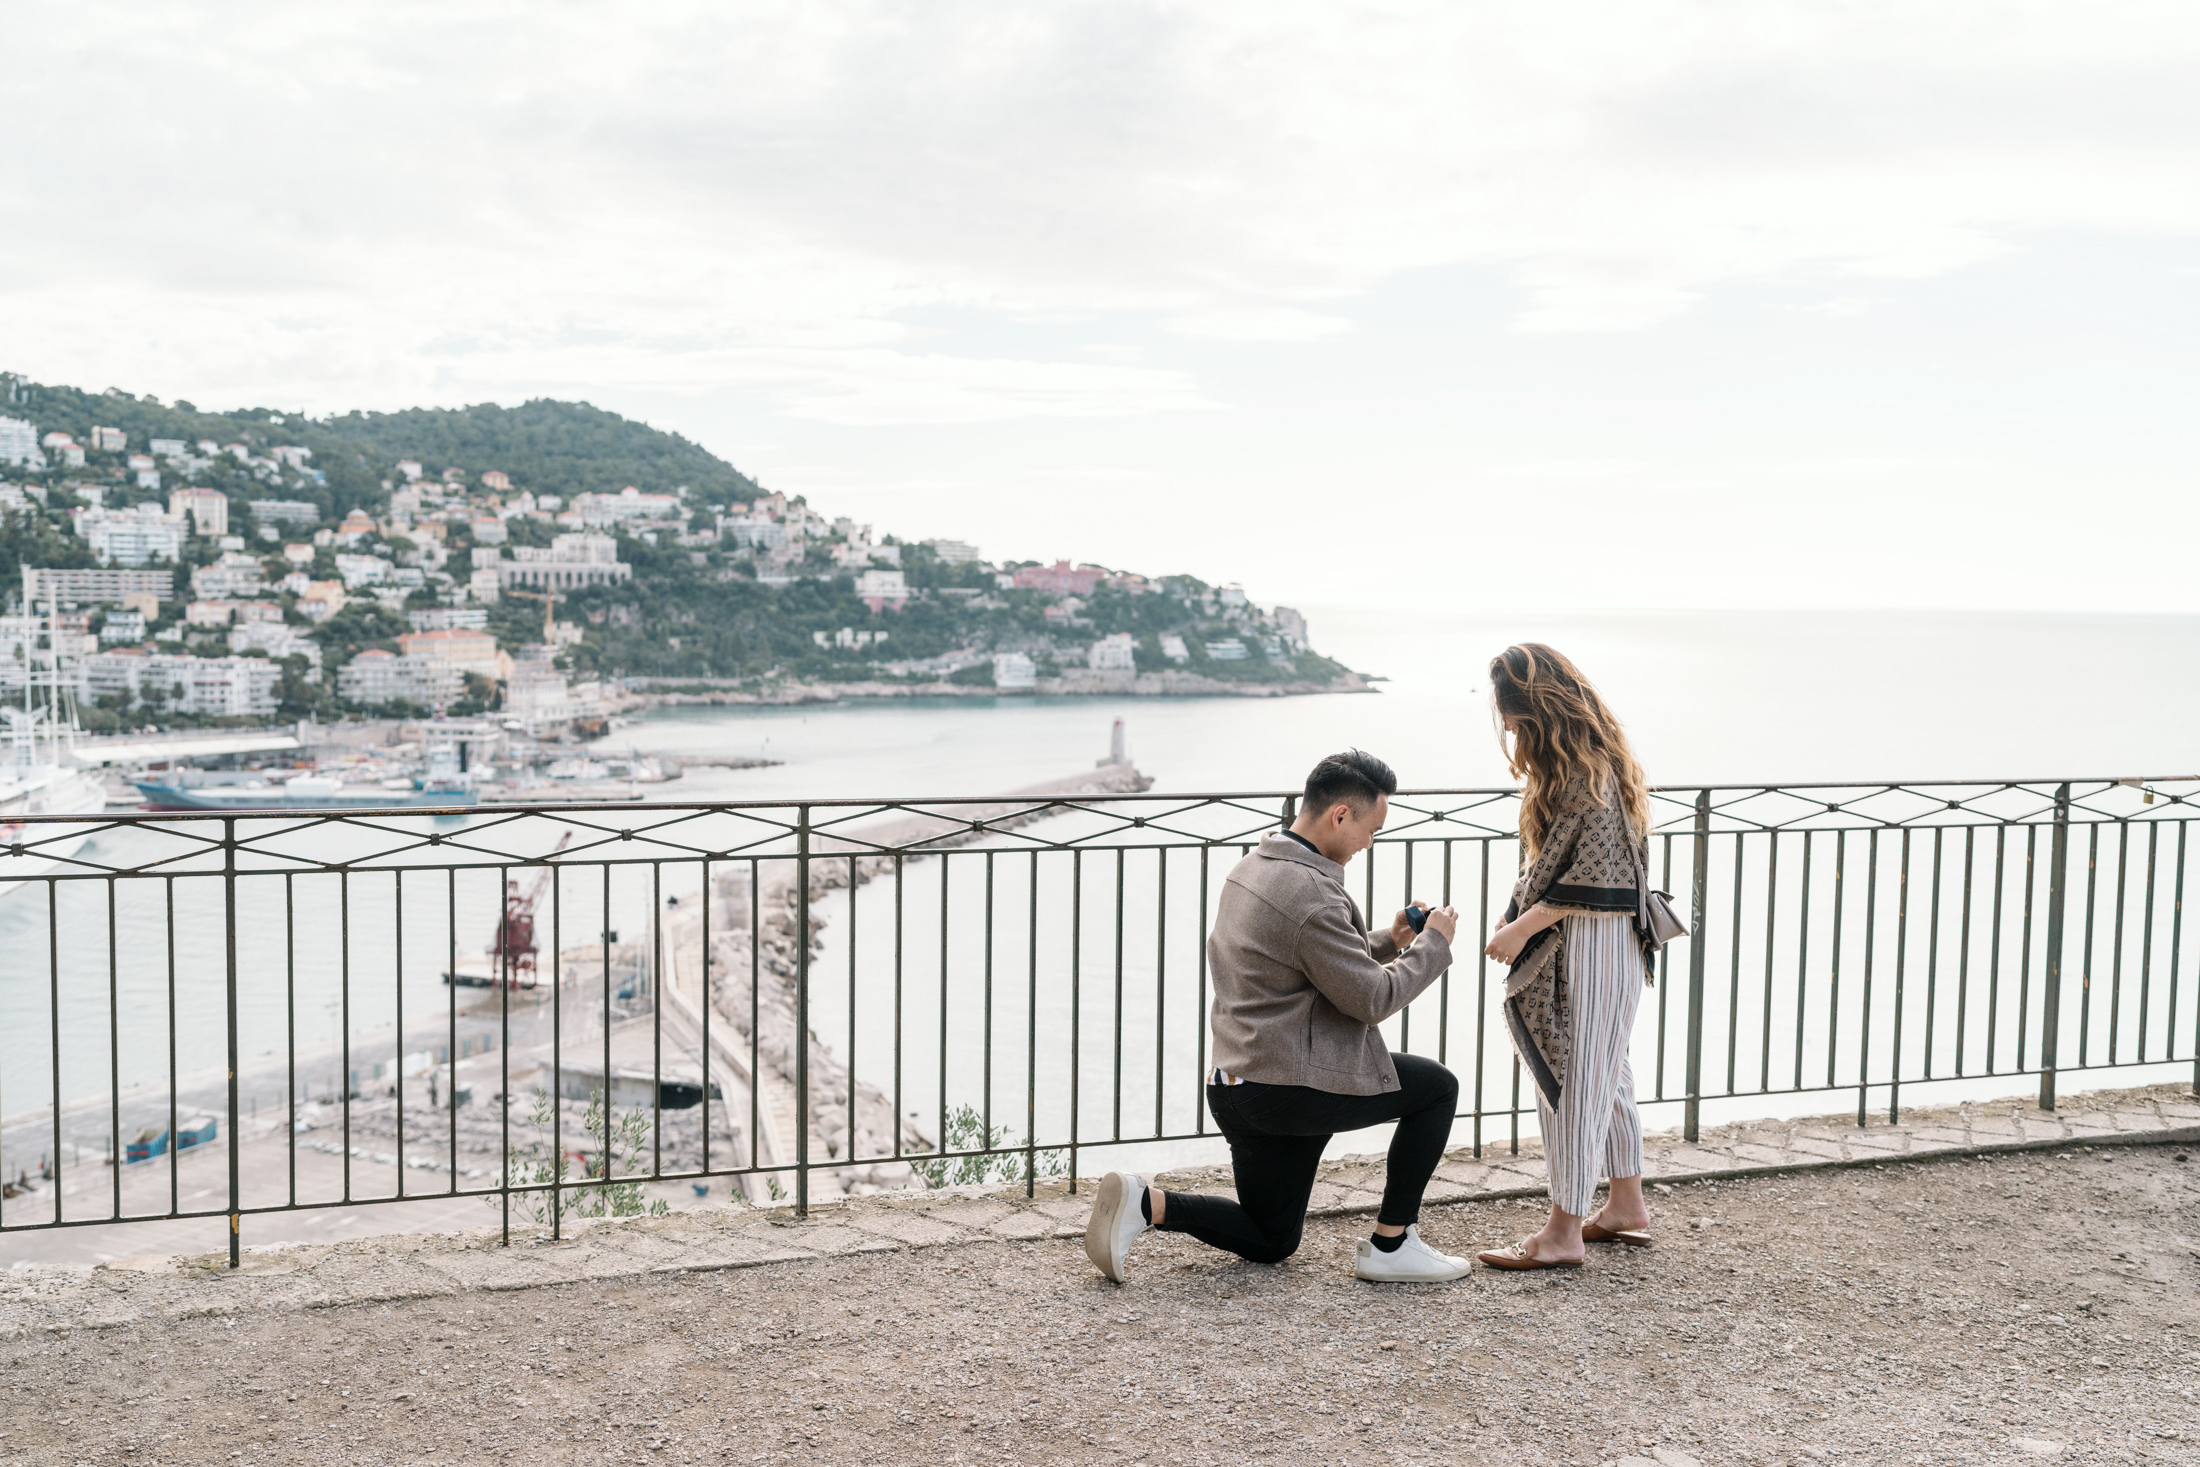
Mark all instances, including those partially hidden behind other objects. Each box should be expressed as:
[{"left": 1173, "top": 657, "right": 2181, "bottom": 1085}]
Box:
[{"left": 1628, "top": 827, "right": 1653, "bottom": 940}]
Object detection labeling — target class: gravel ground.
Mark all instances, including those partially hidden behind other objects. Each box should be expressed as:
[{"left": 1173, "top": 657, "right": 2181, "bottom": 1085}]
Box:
[{"left": 3, "top": 1142, "right": 2196, "bottom": 1466}]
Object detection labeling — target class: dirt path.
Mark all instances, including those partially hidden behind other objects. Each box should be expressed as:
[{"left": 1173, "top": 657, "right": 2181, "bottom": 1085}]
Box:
[{"left": 3, "top": 1141, "right": 2195, "bottom": 1465}]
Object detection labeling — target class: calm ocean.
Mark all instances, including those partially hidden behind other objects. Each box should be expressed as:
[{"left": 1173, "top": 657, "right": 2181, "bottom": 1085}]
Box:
[
  {"left": 4, "top": 608, "right": 2195, "bottom": 1160},
  {"left": 626, "top": 607, "right": 2200, "bottom": 798}
]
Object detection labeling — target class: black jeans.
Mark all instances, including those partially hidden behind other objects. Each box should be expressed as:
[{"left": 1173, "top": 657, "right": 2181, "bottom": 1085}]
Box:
[{"left": 1158, "top": 1052, "right": 1459, "bottom": 1265}]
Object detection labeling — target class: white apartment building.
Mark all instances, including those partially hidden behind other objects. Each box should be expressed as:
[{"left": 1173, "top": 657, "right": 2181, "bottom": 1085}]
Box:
[
  {"left": 336, "top": 650, "right": 464, "bottom": 708},
  {"left": 407, "top": 606, "right": 489, "bottom": 632},
  {"left": 991, "top": 653, "right": 1037, "bottom": 691},
  {"left": 1087, "top": 633, "right": 1137, "bottom": 671},
  {"left": 20, "top": 567, "right": 173, "bottom": 606},
  {"left": 333, "top": 553, "right": 390, "bottom": 588},
  {"left": 397, "top": 628, "right": 502, "bottom": 680},
  {"left": 928, "top": 539, "right": 982, "bottom": 564},
  {"left": 191, "top": 552, "right": 267, "bottom": 600},
  {"left": 228, "top": 621, "right": 322, "bottom": 675},
  {"left": 720, "top": 516, "right": 789, "bottom": 552},
  {"left": 0, "top": 417, "right": 45, "bottom": 469},
  {"left": 498, "top": 532, "right": 632, "bottom": 591},
  {"left": 0, "top": 616, "right": 95, "bottom": 689},
  {"left": 166, "top": 486, "right": 228, "bottom": 538},
  {"left": 75, "top": 505, "right": 187, "bottom": 567},
  {"left": 855, "top": 568, "right": 907, "bottom": 612},
  {"left": 81, "top": 652, "right": 281, "bottom": 717},
  {"left": 570, "top": 487, "right": 682, "bottom": 527},
  {"left": 247, "top": 499, "right": 320, "bottom": 527}
]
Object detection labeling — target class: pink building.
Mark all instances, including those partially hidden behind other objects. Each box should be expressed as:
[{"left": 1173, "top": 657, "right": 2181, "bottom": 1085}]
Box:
[{"left": 1011, "top": 561, "right": 1105, "bottom": 597}]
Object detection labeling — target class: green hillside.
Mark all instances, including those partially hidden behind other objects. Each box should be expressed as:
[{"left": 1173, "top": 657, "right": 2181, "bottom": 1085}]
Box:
[
  {"left": 0, "top": 380, "right": 759, "bottom": 518},
  {"left": 1, "top": 374, "right": 1345, "bottom": 722}
]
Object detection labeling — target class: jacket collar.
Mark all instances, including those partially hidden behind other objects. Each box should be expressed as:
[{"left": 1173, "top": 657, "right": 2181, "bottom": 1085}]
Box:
[{"left": 1257, "top": 829, "right": 1345, "bottom": 882}]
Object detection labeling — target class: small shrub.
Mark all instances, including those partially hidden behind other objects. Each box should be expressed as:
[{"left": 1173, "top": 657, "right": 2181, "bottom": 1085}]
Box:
[
  {"left": 912, "top": 1103, "right": 1069, "bottom": 1189},
  {"left": 491, "top": 1087, "right": 671, "bottom": 1225}
]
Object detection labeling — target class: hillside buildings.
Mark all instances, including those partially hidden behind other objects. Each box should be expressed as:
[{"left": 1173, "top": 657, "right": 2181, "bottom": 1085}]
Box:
[
  {"left": 1087, "top": 632, "right": 1136, "bottom": 671},
  {"left": 21, "top": 568, "right": 172, "bottom": 606},
  {"left": 74, "top": 504, "right": 187, "bottom": 566},
  {"left": 397, "top": 627, "right": 506, "bottom": 682},
  {"left": 1011, "top": 561, "right": 1106, "bottom": 597},
  {"left": 0, "top": 416, "right": 43, "bottom": 469},
  {"left": 79, "top": 652, "right": 281, "bottom": 717},
  {"left": 168, "top": 486, "right": 227, "bottom": 536},
  {"left": 495, "top": 532, "right": 632, "bottom": 591},
  {"left": 337, "top": 649, "right": 463, "bottom": 708}
]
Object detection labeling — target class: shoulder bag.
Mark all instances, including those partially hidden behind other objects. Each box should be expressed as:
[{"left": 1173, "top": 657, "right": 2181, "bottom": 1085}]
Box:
[{"left": 1631, "top": 835, "right": 1689, "bottom": 950}]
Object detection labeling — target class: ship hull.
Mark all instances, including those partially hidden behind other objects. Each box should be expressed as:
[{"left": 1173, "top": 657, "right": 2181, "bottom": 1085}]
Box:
[{"left": 134, "top": 783, "right": 479, "bottom": 812}]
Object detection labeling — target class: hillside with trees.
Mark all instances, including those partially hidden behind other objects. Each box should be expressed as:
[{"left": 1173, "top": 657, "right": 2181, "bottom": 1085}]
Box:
[{"left": 0, "top": 374, "right": 1353, "bottom": 724}]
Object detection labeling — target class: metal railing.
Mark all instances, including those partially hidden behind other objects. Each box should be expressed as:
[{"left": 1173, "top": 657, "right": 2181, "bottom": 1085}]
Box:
[{"left": 1, "top": 775, "right": 2195, "bottom": 1266}]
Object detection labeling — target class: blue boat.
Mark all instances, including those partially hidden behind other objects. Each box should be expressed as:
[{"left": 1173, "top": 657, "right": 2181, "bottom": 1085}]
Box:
[
  {"left": 126, "top": 1115, "right": 217, "bottom": 1163},
  {"left": 135, "top": 774, "right": 477, "bottom": 811}
]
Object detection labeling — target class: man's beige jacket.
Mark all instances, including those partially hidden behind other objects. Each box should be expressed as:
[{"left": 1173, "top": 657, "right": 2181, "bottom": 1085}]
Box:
[{"left": 1206, "top": 832, "right": 1453, "bottom": 1096}]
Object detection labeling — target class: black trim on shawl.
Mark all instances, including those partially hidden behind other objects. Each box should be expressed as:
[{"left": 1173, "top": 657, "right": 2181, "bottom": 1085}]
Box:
[
  {"left": 1504, "top": 994, "right": 1564, "bottom": 1110},
  {"left": 1543, "top": 881, "right": 1638, "bottom": 913}
]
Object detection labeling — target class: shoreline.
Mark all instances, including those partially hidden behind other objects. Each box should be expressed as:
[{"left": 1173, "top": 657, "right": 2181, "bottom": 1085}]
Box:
[{"left": 623, "top": 668, "right": 1376, "bottom": 707}]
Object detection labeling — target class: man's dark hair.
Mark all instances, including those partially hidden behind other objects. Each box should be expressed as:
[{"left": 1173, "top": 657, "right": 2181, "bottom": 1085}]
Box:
[{"left": 1301, "top": 749, "right": 1398, "bottom": 817}]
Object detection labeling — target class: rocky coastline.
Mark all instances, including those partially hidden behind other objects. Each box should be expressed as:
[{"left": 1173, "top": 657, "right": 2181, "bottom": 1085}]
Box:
[{"left": 626, "top": 668, "right": 1376, "bottom": 707}]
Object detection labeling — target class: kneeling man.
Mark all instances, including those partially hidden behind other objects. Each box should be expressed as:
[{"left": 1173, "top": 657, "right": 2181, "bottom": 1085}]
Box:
[{"left": 1085, "top": 750, "right": 1470, "bottom": 1283}]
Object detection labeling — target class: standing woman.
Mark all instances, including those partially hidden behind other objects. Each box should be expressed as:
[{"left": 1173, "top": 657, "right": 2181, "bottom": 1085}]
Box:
[{"left": 1478, "top": 644, "right": 1658, "bottom": 1269}]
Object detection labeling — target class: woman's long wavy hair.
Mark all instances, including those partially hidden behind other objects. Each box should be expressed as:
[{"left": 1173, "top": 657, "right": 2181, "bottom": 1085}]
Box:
[{"left": 1489, "top": 643, "right": 1650, "bottom": 859}]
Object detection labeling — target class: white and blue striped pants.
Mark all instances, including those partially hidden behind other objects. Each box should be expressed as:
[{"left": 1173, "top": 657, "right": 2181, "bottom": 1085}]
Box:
[{"left": 1537, "top": 913, "right": 1646, "bottom": 1216}]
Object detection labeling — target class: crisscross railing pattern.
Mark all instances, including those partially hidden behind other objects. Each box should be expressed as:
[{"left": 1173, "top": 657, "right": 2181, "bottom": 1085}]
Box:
[{"left": 0, "top": 774, "right": 2193, "bottom": 1265}]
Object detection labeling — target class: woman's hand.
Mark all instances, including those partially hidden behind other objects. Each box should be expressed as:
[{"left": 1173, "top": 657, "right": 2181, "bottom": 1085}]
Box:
[
  {"left": 1484, "top": 921, "right": 1530, "bottom": 965},
  {"left": 1485, "top": 903, "right": 1564, "bottom": 964}
]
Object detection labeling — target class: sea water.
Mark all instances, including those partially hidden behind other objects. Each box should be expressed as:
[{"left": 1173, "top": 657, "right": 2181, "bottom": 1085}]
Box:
[{"left": 4, "top": 609, "right": 2196, "bottom": 1164}]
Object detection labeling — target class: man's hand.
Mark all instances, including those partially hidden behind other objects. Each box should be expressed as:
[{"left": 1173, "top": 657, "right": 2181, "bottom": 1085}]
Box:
[
  {"left": 1395, "top": 903, "right": 1460, "bottom": 947},
  {"left": 1390, "top": 906, "right": 1421, "bottom": 950}
]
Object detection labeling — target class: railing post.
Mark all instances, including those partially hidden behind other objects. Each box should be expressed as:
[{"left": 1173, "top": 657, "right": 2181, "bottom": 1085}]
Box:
[
  {"left": 1280, "top": 795, "right": 1296, "bottom": 829},
  {"left": 1683, "top": 789, "right": 1711, "bottom": 1142},
  {"left": 794, "top": 805, "right": 810, "bottom": 1218},
  {"left": 2039, "top": 782, "right": 2071, "bottom": 1110},
  {"left": 224, "top": 816, "right": 241, "bottom": 1269}
]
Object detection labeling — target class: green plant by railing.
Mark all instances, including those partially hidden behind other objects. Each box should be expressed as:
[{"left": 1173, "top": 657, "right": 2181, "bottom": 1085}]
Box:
[
  {"left": 496, "top": 1088, "right": 671, "bottom": 1225},
  {"left": 912, "top": 1104, "right": 1069, "bottom": 1189}
]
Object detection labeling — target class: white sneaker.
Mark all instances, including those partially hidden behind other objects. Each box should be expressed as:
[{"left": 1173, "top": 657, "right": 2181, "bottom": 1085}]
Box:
[
  {"left": 1354, "top": 1225, "right": 1473, "bottom": 1282},
  {"left": 1083, "top": 1171, "right": 1149, "bottom": 1283}
]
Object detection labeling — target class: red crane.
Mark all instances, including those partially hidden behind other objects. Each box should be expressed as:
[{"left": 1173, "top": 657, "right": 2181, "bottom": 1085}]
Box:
[{"left": 491, "top": 833, "right": 572, "bottom": 989}]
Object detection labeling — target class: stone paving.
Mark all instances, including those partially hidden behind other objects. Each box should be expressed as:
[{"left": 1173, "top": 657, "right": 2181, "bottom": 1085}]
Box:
[{"left": 3, "top": 1080, "right": 2194, "bottom": 1339}]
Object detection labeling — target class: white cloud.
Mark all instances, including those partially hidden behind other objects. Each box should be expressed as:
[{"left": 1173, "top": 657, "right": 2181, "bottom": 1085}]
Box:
[{"left": 5, "top": 0, "right": 2199, "bottom": 418}]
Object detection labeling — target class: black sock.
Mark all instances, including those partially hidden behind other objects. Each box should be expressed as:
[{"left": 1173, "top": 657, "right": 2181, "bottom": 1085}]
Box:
[
  {"left": 1370, "top": 1229, "right": 1405, "bottom": 1252},
  {"left": 1139, "top": 1188, "right": 1154, "bottom": 1224}
]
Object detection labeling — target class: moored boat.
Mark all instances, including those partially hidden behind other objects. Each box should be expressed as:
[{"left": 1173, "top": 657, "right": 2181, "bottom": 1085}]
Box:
[{"left": 133, "top": 774, "right": 479, "bottom": 811}]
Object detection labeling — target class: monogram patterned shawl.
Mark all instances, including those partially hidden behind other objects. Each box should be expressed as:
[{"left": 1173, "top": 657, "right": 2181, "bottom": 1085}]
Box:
[{"left": 1500, "top": 774, "right": 1653, "bottom": 1108}]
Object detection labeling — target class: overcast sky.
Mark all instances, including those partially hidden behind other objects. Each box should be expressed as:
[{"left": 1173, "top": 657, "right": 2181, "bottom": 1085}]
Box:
[{"left": 5, "top": 1, "right": 2197, "bottom": 614}]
